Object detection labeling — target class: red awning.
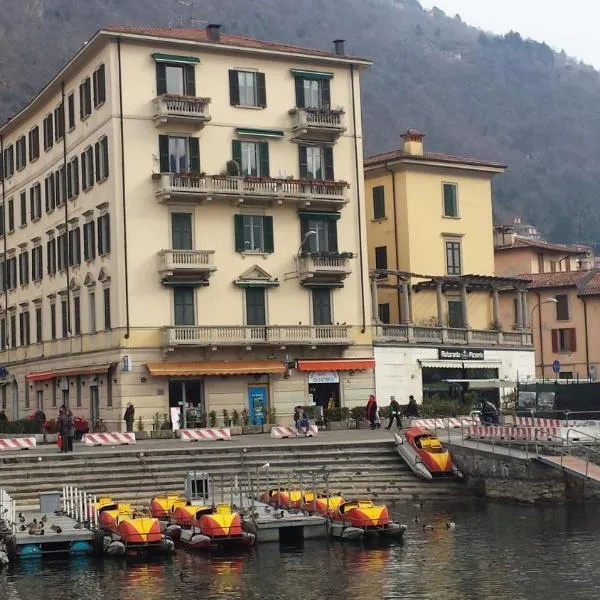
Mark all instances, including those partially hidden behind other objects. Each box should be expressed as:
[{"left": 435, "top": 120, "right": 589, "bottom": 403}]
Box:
[
  {"left": 146, "top": 360, "right": 285, "bottom": 376},
  {"left": 296, "top": 358, "right": 375, "bottom": 372},
  {"left": 26, "top": 364, "right": 112, "bottom": 382}
]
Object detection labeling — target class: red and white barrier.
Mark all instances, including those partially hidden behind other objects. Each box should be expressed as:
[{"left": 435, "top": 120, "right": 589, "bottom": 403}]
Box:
[
  {"left": 466, "top": 425, "right": 559, "bottom": 441},
  {"left": 270, "top": 425, "right": 318, "bottom": 439},
  {"left": 0, "top": 437, "right": 36, "bottom": 451},
  {"left": 82, "top": 432, "right": 136, "bottom": 446},
  {"left": 513, "top": 417, "right": 562, "bottom": 427},
  {"left": 412, "top": 416, "right": 480, "bottom": 429},
  {"left": 178, "top": 428, "right": 231, "bottom": 442}
]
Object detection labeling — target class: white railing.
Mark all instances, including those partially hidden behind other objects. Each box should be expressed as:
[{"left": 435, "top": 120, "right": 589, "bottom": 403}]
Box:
[
  {"left": 154, "top": 94, "right": 211, "bottom": 120},
  {"left": 157, "top": 174, "right": 349, "bottom": 203},
  {"left": 158, "top": 249, "right": 216, "bottom": 272},
  {"left": 0, "top": 489, "right": 16, "bottom": 534},
  {"left": 374, "top": 325, "right": 409, "bottom": 341},
  {"left": 290, "top": 107, "right": 346, "bottom": 131},
  {"left": 297, "top": 254, "right": 352, "bottom": 276},
  {"left": 163, "top": 325, "right": 351, "bottom": 346},
  {"left": 62, "top": 485, "right": 98, "bottom": 529},
  {"left": 413, "top": 326, "right": 444, "bottom": 342}
]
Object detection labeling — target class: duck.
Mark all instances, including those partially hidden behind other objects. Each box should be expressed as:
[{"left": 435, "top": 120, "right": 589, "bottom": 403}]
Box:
[
  {"left": 446, "top": 522, "right": 456, "bottom": 529},
  {"left": 40, "top": 515, "right": 47, "bottom": 523},
  {"left": 18, "top": 513, "right": 25, "bottom": 523},
  {"left": 50, "top": 524, "right": 63, "bottom": 534}
]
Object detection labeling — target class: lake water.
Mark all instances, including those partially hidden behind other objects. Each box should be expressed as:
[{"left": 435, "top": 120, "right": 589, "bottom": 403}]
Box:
[{"left": 2, "top": 500, "right": 599, "bottom": 600}]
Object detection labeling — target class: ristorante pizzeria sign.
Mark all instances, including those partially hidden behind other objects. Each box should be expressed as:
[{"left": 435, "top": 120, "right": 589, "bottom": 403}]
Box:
[{"left": 438, "top": 348, "right": 485, "bottom": 361}]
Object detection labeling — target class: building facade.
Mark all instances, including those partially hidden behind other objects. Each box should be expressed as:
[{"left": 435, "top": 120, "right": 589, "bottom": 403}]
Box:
[
  {"left": 364, "top": 130, "right": 534, "bottom": 404},
  {"left": 0, "top": 26, "right": 374, "bottom": 428}
]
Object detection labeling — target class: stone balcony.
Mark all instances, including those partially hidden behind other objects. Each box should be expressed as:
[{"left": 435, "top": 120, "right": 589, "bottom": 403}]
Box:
[
  {"left": 373, "top": 325, "right": 533, "bottom": 347},
  {"left": 153, "top": 94, "right": 211, "bottom": 127},
  {"left": 162, "top": 324, "right": 352, "bottom": 347},
  {"left": 158, "top": 249, "right": 216, "bottom": 286},
  {"left": 296, "top": 252, "right": 353, "bottom": 286},
  {"left": 289, "top": 107, "right": 346, "bottom": 141},
  {"left": 155, "top": 174, "right": 349, "bottom": 208}
]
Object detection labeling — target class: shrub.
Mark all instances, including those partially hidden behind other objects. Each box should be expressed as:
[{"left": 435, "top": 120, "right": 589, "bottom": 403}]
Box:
[
  {"left": 160, "top": 420, "right": 172, "bottom": 431},
  {"left": 324, "top": 407, "right": 350, "bottom": 422},
  {"left": 268, "top": 407, "right": 277, "bottom": 425},
  {"left": 241, "top": 408, "right": 249, "bottom": 426},
  {"left": 222, "top": 408, "right": 230, "bottom": 426},
  {"left": 209, "top": 411, "right": 217, "bottom": 428},
  {"left": 350, "top": 406, "right": 365, "bottom": 421},
  {"left": 232, "top": 409, "right": 240, "bottom": 426},
  {"left": 420, "top": 394, "right": 460, "bottom": 417},
  {"left": 136, "top": 416, "right": 145, "bottom": 432},
  {"left": 303, "top": 405, "right": 316, "bottom": 419}
]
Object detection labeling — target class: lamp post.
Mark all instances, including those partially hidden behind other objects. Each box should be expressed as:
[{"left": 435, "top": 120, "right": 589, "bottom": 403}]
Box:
[
  {"left": 531, "top": 297, "right": 558, "bottom": 379},
  {"left": 296, "top": 230, "right": 317, "bottom": 274}
]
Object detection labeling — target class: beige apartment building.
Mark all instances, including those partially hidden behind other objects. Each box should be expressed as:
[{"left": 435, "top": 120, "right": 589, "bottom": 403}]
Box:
[{"left": 0, "top": 25, "right": 375, "bottom": 429}]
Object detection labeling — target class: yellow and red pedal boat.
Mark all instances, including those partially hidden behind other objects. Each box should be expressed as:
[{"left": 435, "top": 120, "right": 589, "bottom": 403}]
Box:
[
  {"left": 329, "top": 499, "right": 407, "bottom": 541},
  {"left": 301, "top": 491, "right": 345, "bottom": 516},
  {"left": 149, "top": 493, "right": 186, "bottom": 519}
]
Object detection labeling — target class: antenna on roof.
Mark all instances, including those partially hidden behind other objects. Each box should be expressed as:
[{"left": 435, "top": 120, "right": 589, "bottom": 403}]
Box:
[{"left": 170, "top": 0, "right": 207, "bottom": 28}]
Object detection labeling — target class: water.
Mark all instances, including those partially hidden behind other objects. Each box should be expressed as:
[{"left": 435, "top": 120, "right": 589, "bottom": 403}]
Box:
[{"left": 2, "top": 501, "right": 599, "bottom": 600}]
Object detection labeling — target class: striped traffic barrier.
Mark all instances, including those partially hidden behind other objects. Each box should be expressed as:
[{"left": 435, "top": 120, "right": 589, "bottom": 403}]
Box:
[
  {"left": 465, "top": 425, "right": 559, "bottom": 441},
  {"left": 178, "top": 428, "right": 231, "bottom": 442},
  {"left": 513, "top": 417, "right": 562, "bottom": 427},
  {"left": 412, "top": 416, "right": 480, "bottom": 429},
  {"left": 82, "top": 432, "right": 136, "bottom": 446},
  {"left": 270, "top": 425, "right": 318, "bottom": 439},
  {"left": 0, "top": 437, "right": 36, "bottom": 451}
]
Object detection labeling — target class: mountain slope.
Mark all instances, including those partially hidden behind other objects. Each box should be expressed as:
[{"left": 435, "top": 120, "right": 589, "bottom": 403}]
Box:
[{"left": 1, "top": 0, "right": 599, "bottom": 244}]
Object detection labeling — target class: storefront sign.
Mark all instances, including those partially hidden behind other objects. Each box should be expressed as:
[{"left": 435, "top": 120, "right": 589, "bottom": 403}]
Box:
[
  {"left": 308, "top": 371, "right": 340, "bottom": 384},
  {"left": 438, "top": 348, "right": 485, "bottom": 361}
]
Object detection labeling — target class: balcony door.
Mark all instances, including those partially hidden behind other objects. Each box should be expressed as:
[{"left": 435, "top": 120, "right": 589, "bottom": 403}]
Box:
[
  {"left": 447, "top": 299, "right": 464, "bottom": 328},
  {"left": 171, "top": 213, "right": 193, "bottom": 250},
  {"left": 246, "top": 288, "right": 266, "bottom": 326},
  {"left": 312, "top": 288, "right": 332, "bottom": 326}
]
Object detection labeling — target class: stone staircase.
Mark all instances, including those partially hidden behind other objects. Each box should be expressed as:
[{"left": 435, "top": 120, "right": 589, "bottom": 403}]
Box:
[{"left": 0, "top": 440, "right": 469, "bottom": 510}]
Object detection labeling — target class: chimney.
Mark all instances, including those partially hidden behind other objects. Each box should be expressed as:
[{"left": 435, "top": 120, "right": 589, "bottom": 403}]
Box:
[
  {"left": 494, "top": 225, "right": 515, "bottom": 248},
  {"left": 401, "top": 129, "right": 425, "bottom": 156},
  {"left": 206, "top": 24, "right": 221, "bottom": 42},
  {"left": 333, "top": 39, "right": 345, "bottom": 56}
]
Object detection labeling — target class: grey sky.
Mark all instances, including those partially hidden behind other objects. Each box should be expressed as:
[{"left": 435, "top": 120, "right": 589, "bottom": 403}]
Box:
[{"left": 419, "top": 0, "right": 600, "bottom": 68}]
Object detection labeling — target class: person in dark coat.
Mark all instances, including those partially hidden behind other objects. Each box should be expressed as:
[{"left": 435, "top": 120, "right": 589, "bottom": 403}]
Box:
[
  {"left": 124, "top": 404, "right": 135, "bottom": 433},
  {"left": 405, "top": 395, "right": 419, "bottom": 418},
  {"left": 385, "top": 396, "right": 402, "bottom": 430},
  {"left": 366, "top": 395, "right": 378, "bottom": 430},
  {"left": 66, "top": 410, "right": 75, "bottom": 452},
  {"left": 57, "top": 408, "right": 69, "bottom": 453}
]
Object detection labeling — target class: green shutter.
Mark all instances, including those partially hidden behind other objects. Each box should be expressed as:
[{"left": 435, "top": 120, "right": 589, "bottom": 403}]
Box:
[
  {"left": 94, "top": 142, "right": 100, "bottom": 183},
  {"left": 299, "top": 146, "right": 308, "bottom": 179},
  {"left": 324, "top": 147, "right": 334, "bottom": 180},
  {"left": 321, "top": 79, "right": 331, "bottom": 108},
  {"left": 295, "top": 77, "right": 305, "bottom": 108},
  {"left": 159, "top": 135, "right": 170, "bottom": 173},
  {"left": 259, "top": 142, "right": 270, "bottom": 177},
  {"left": 327, "top": 221, "right": 338, "bottom": 252},
  {"left": 229, "top": 70, "right": 240, "bottom": 106},
  {"left": 102, "top": 138, "right": 109, "bottom": 178},
  {"left": 184, "top": 64, "right": 196, "bottom": 96},
  {"left": 73, "top": 156, "right": 80, "bottom": 195},
  {"left": 234, "top": 214, "right": 245, "bottom": 252},
  {"left": 232, "top": 140, "right": 242, "bottom": 174},
  {"left": 188, "top": 137, "right": 200, "bottom": 173},
  {"left": 256, "top": 72, "right": 267, "bottom": 108},
  {"left": 444, "top": 184, "right": 457, "bottom": 216},
  {"left": 263, "top": 216, "right": 274, "bottom": 253}
]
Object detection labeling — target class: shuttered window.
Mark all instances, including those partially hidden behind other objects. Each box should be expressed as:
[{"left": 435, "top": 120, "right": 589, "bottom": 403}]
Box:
[
  {"left": 231, "top": 140, "right": 269, "bottom": 177},
  {"left": 158, "top": 135, "right": 200, "bottom": 174},
  {"left": 294, "top": 77, "right": 330, "bottom": 109},
  {"left": 312, "top": 288, "right": 332, "bottom": 325},
  {"left": 229, "top": 70, "right": 266, "bottom": 107},
  {"left": 372, "top": 186, "right": 385, "bottom": 219},
  {"left": 174, "top": 287, "right": 195, "bottom": 326},
  {"left": 375, "top": 246, "right": 388, "bottom": 270},
  {"left": 551, "top": 328, "right": 577, "bottom": 353},
  {"left": 29, "top": 126, "right": 40, "bottom": 161},
  {"left": 234, "top": 215, "right": 274, "bottom": 253},
  {"left": 555, "top": 294, "right": 570, "bottom": 321},
  {"left": 171, "top": 213, "right": 193, "bottom": 250},
  {"left": 245, "top": 288, "right": 266, "bottom": 326},
  {"left": 80, "top": 78, "right": 92, "bottom": 119},
  {"left": 93, "top": 64, "right": 106, "bottom": 108},
  {"left": 299, "top": 145, "right": 334, "bottom": 180},
  {"left": 156, "top": 63, "right": 196, "bottom": 96},
  {"left": 443, "top": 183, "right": 458, "bottom": 217}
]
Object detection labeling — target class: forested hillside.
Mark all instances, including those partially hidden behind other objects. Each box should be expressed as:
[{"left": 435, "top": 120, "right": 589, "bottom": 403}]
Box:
[{"left": 1, "top": 0, "right": 600, "bottom": 243}]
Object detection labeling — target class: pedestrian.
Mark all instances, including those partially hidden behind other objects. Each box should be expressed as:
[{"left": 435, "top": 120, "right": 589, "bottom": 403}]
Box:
[
  {"left": 57, "top": 407, "right": 69, "bottom": 454},
  {"left": 481, "top": 400, "right": 499, "bottom": 425},
  {"left": 294, "top": 405, "right": 310, "bottom": 435},
  {"left": 366, "top": 395, "right": 378, "bottom": 430},
  {"left": 66, "top": 410, "right": 75, "bottom": 452},
  {"left": 0, "top": 409, "right": 7, "bottom": 431},
  {"left": 385, "top": 396, "right": 402, "bottom": 430},
  {"left": 405, "top": 395, "right": 419, "bottom": 418},
  {"left": 124, "top": 403, "right": 135, "bottom": 433},
  {"left": 35, "top": 409, "right": 46, "bottom": 434}
]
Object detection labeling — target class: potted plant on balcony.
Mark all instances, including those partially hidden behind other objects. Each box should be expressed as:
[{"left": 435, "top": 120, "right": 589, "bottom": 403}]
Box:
[{"left": 226, "top": 160, "right": 240, "bottom": 176}]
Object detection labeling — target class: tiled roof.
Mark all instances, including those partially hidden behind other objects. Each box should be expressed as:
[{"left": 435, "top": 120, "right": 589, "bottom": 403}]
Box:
[
  {"left": 364, "top": 149, "right": 506, "bottom": 169},
  {"left": 516, "top": 270, "right": 600, "bottom": 296},
  {"left": 103, "top": 26, "right": 370, "bottom": 62},
  {"left": 495, "top": 237, "right": 590, "bottom": 255}
]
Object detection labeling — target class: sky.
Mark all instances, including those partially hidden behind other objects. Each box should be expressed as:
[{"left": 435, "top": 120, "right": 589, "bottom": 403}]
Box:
[{"left": 419, "top": 0, "right": 600, "bottom": 68}]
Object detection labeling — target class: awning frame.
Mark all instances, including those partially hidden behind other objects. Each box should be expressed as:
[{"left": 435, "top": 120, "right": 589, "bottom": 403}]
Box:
[
  {"left": 152, "top": 52, "right": 200, "bottom": 65},
  {"left": 296, "top": 358, "right": 375, "bottom": 372},
  {"left": 26, "top": 364, "right": 113, "bottom": 382}
]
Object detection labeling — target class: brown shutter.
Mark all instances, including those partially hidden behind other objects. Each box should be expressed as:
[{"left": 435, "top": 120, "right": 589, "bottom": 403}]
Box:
[
  {"left": 570, "top": 328, "right": 577, "bottom": 352},
  {"left": 551, "top": 329, "right": 558, "bottom": 353}
]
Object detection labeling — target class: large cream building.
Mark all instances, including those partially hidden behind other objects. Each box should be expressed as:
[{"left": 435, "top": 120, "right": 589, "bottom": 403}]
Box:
[{"left": 0, "top": 25, "right": 375, "bottom": 429}]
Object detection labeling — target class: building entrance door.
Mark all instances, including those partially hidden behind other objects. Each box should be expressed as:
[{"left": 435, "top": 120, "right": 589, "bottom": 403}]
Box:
[
  {"left": 308, "top": 371, "right": 340, "bottom": 409},
  {"left": 248, "top": 385, "right": 268, "bottom": 425}
]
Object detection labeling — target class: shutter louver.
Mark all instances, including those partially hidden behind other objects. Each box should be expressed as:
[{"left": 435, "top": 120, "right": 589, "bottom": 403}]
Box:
[
  {"left": 295, "top": 77, "right": 305, "bottom": 108},
  {"left": 321, "top": 79, "right": 331, "bottom": 108},
  {"left": 156, "top": 63, "right": 167, "bottom": 95},
  {"left": 551, "top": 329, "right": 558, "bottom": 353},
  {"left": 229, "top": 70, "right": 240, "bottom": 106},
  {"left": 185, "top": 64, "right": 196, "bottom": 96},
  {"left": 234, "top": 215, "right": 245, "bottom": 252},
  {"left": 263, "top": 216, "right": 274, "bottom": 253},
  {"left": 94, "top": 142, "right": 100, "bottom": 183},
  {"left": 232, "top": 140, "right": 242, "bottom": 175},
  {"left": 159, "top": 135, "right": 170, "bottom": 173},
  {"left": 324, "top": 146, "right": 334, "bottom": 180},
  {"left": 188, "top": 137, "right": 200, "bottom": 173},
  {"left": 299, "top": 146, "right": 308, "bottom": 179},
  {"left": 259, "top": 142, "right": 269, "bottom": 178},
  {"left": 257, "top": 72, "right": 267, "bottom": 107},
  {"left": 328, "top": 221, "right": 338, "bottom": 252}
]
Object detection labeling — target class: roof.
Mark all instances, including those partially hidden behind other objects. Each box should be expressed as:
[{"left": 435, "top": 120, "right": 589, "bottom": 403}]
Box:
[
  {"left": 495, "top": 237, "right": 590, "bottom": 255},
  {"left": 103, "top": 26, "right": 371, "bottom": 63},
  {"left": 364, "top": 149, "right": 506, "bottom": 170},
  {"left": 516, "top": 270, "right": 600, "bottom": 296}
]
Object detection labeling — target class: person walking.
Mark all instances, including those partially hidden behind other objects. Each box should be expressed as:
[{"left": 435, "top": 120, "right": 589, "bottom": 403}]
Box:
[
  {"left": 385, "top": 396, "right": 402, "bottom": 430},
  {"left": 124, "top": 403, "right": 135, "bottom": 433},
  {"left": 57, "top": 408, "right": 69, "bottom": 454},
  {"left": 405, "top": 395, "right": 419, "bottom": 418},
  {"left": 66, "top": 410, "right": 75, "bottom": 452},
  {"left": 366, "top": 395, "right": 378, "bottom": 430}
]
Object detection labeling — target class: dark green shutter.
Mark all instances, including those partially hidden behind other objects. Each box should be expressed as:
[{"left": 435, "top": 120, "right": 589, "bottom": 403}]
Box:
[
  {"left": 295, "top": 77, "right": 305, "bottom": 108},
  {"left": 229, "top": 70, "right": 240, "bottom": 105},
  {"left": 102, "top": 138, "right": 109, "bottom": 178},
  {"left": 299, "top": 146, "right": 308, "bottom": 179},
  {"left": 328, "top": 221, "right": 338, "bottom": 252},
  {"left": 156, "top": 63, "right": 167, "bottom": 95},
  {"left": 257, "top": 72, "right": 267, "bottom": 107},
  {"left": 259, "top": 142, "right": 269, "bottom": 177},
  {"left": 232, "top": 140, "right": 242, "bottom": 174},
  {"left": 98, "top": 64, "right": 106, "bottom": 104},
  {"left": 321, "top": 79, "right": 331, "bottom": 108},
  {"left": 73, "top": 157, "right": 79, "bottom": 195},
  {"left": 263, "top": 216, "right": 274, "bottom": 253},
  {"left": 94, "top": 142, "right": 100, "bottom": 183},
  {"left": 324, "top": 147, "right": 334, "bottom": 180},
  {"left": 185, "top": 65, "right": 196, "bottom": 96},
  {"left": 234, "top": 214, "right": 245, "bottom": 252},
  {"left": 188, "top": 137, "right": 200, "bottom": 173},
  {"left": 246, "top": 288, "right": 266, "bottom": 326},
  {"left": 159, "top": 135, "right": 170, "bottom": 173}
]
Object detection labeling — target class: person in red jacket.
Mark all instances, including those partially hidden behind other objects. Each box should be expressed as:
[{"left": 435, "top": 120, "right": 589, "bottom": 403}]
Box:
[{"left": 366, "top": 395, "right": 379, "bottom": 430}]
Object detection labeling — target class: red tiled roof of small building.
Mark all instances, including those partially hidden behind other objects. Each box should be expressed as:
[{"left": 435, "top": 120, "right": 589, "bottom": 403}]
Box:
[
  {"left": 495, "top": 237, "right": 590, "bottom": 255},
  {"left": 364, "top": 149, "right": 506, "bottom": 169}
]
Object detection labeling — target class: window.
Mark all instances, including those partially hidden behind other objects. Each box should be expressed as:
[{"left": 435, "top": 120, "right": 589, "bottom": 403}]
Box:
[
  {"left": 6, "top": 257, "right": 16, "bottom": 290},
  {"left": 30, "top": 183, "right": 42, "bottom": 221},
  {"left": 448, "top": 298, "right": 464, "bottom": 328},
  {"left": 9, "top": 313, "right": 16, "bottom": 348},
  {"left": 552, "top": 328, "right": 577, "bottom": 353},
  {"left": 229, "top": 70, "right": 266, "bottom": 107},
  {"left": 445, "top": 240, "right": 462, "bottom": 275},
  {"left": 234, "top": 215, "right": 274, "bottom": 253},
  {"left": 50, "top": 302, "right": 56, "bottom": 341},
  {"left": 103, "top": 288, "right": 111, "bottom": 330},
  {"left": 97, "top": 214, "right": 111, "bottom": 255},
  {"left": 18, "top": 251, "right": 29, "bottom": 285},
  {"left": 372, "top": 186, "right": 385, "bottom": 220},
  {"left": 19, "top": 191, "right": 26, "bottom": 226},
  {"left": 83, "top": 221, "right": 96, "bottom": 261},
  {"left": 43, "top": 114, "right": 53, "bottom": 151},
  {"left": 173, "top": 287, "right": 194, "bottom": 326},
  {"left": 57, "top": 231, "right": 67, "bottom": 271},
  {"left": 54, "top": 103, "right": 65, "bottom": 141},
  {"left": 245, "top": 287, "right": 266, "bottom": 326},
  {"left": 73, "top": 296, "right": 81, "bottom": 336},
  {"left": 3, "top": 145, "right": 14, "bottom": 179},
  {"left": 156, "top": 62, "right": 196, "bottom": 96},
  {"left": 89, "top": 291, "right": 96, "bottom": 333},
  {"left": 0, "top": 318, "right": 5, "bottom": 350},
  {"left": 47, "top": 238, "right": 57, "bottom": 275},
  {"left": 94, "top": 136, "right": 109, "bottom": 181},
  {"left": 32, "top": 246, "right": 42, "bottom": 282},
  {"left": 171, "top": 213, "right": 193, "bottom": 250},
  {"left": 15, "top": 136, "right": 26, "bottom": 171},
  {"left": 559, "top": 371, "right": 574, "bottom": 380},
  {"left": 7, "top": 199, "right": 14, "bottom": 232},
  {"left": 312, "top": 288, "right": 332, "bottom": 325},
  {"left": 375, "top": 246, "right": 388, "bottom": 271},
  {"left": 67, "top": 156, "right": 80, "bottom": 199},
  {"left": 36, "top": 390, "right": 43, "bottom": 412},
  {"left": 67, "top": 93, "right": 75, "bottom": 130},
  {"left": 81, "top": 147, "right": 94, "bottom": 190},
  {"left": 232, "top": 140, "right": 269, "bottom": 177},
  {"left": 299, "top": 145, "right": 334, "bottom": 180},
  {"left": 29, "top": 127, "right": 40, "bottom": 161},
  {"left": 19, "top": 310, "right": 30, "bottom": 347},
  {"left": 76, "top": 376, "right": 82, "bottom": 408},
  {"left": 55, "top": 166, "right": 66, "bottom": 207},
  {"left": 79, "top": 77, "right": 92, "bottom": 119},
  {"left": 295, "top": 76, "right": 330, "bottom": 109},
  {"left": 537, "top": 254, "right": 544, "bottom": 273},
  {"left": 378, "top": 303, "right": 390, "bottom": 324},
  {"left": 45, "top": 174, "right": 56, "bottom": 212},
  {"left": 92, "top": 64, "right": 106, "bottom": 108},
  {"left": 68, "top": 227, "right": 81, "bottom": 267},
  {"left": 443, "top": 183, "right": 458, "bottom": 217},
  {"left": 158, "top": 135, "right": 200, "bottom": 174},
  {"left": 35, "top": 305, "right": 42, "bottom": 343},
  {"left": 61, "top": 298, "right": 68, "bottom": 338},
  {"left": 555, "top": 294, "right": 570, "bottom": 321},
  {"left": 300, "top": 215, "right": 338, "bottom": 253}
]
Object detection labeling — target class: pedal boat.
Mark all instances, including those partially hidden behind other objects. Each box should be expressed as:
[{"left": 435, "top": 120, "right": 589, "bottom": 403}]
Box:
[
  {"left": 329, "top": 499, "right": 407, "bottom": 541},
  {"left": 301, "top": 491, "right": 345, "bottom": 515},
  {"left": 149, "top": 493, "right": 187, "bottom": 519}
]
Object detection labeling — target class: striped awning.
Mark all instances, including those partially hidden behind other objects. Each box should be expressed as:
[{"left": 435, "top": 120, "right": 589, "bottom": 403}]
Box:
[
  {"left": 296, "top": 358, "right": 375, "bottom": 372},
  {"left": 26, "top": 364, "right": 112, "bottom": 382},
  {"left": 146, "top": 361, "right": 285, "bottom": 377},
  {"left": 419, "top": 360, "right": 502, "bottom": 370}
]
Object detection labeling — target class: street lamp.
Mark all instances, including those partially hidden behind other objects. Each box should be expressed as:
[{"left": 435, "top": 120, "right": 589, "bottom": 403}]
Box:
[
  {"left": 530, "top": 297, "right": 558, "bottom": 323},
  {"left": 296, "top": 230, "right": 317, "bottom": 256},
  {"left": 531, "top": 297, "right": 558, "bottom": 379}
]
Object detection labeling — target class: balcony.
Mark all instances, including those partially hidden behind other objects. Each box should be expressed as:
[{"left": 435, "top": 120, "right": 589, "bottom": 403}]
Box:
[
  {"left": 153, "top": 94, "right": 211, "bottom": 127},
  {"left": 162, "top": 325, "right": 352, "bottom": 347},
  {"left": 158, "top": 249, "right": 216, "bottom": 286},
  {"left": 373, "top": 325, "right": 533, "bottom": 347},
  {"left": 296, "top": 252, "right": 353, "bottom": 286},
  {"left": 155, "top": 174, "right": 349, "bottom": 208},
  {"left": 289, "top": 107, "right": 346, "bottom": 141}
]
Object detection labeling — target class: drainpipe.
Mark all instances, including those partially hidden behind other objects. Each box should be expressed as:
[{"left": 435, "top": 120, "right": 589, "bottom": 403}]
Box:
[
  {"left": 582, "top": 296, "right": 590, "bottom": 378},
  {"left": 536, "top": 291, "right": 545, "bottom": 378},
  {"left": 0, "top": 135, "right": 7, "bottom": 354},
  {"left": 384, "top": 162, "right": 401, "bottom": 322},
  {"left": 117, "top": 38, "right": 131, "bottom": 339},
  {"left": 61, "top": 81, "right": 71, "bottom": 335}
]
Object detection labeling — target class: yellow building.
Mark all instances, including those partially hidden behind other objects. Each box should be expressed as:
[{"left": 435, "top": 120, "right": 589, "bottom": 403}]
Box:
[
  {"left": 0, "top": 25, "right": 375, "bottom": 429},
  {"left": 364, "top": 130, "right": 534, "bottom": 403}
]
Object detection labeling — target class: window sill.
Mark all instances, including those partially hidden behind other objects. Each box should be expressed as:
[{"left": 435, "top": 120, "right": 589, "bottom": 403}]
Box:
[
  {"left": 7, "top": 229, "right": 14, "bottom": 235},
  {"left": 16, "top": 166, "right": 25, "bottom": 173},
  {"left": 94, "top": 101, "right": 106, "bottom": 111},
  {"left": 97, "top": 176, "right": 108, "bottom": 185},
  {"left": 371, "top": 217, "right": 388, "bottom": 223},
  {"left": 32, "top": 217, "right": 41, "bottom": 223},
  {"left": 80, "top": 114, "right": 91, "bottom": 122},
  {"left": 29, "top": 156, "right": 39, "bottom": 164},
  {"left": 232, "top": 104, "right": 265, "bottom": 110},
  {"left": 19, "top": 224, "right": 27, "bottom": 230},
  {"left": 442, "top": 215, "right": 460, "bottom": 220},
  {"left": 44, "top": 147, "right": 53, "bottom": 153},
  {"left": 240, "top": 251, "right": 270, "bottom": 258}
]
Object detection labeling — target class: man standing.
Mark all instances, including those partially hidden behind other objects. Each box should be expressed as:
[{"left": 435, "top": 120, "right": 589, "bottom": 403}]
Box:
[
  {"left": 124, "top": 403, "right": 135, "bottom": 433},
  {"left": 58, "top": 407, "right": 69, "bottom": 453},
  {"left": 385, "top": 396, "right": 402, "bottom": 430}
]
